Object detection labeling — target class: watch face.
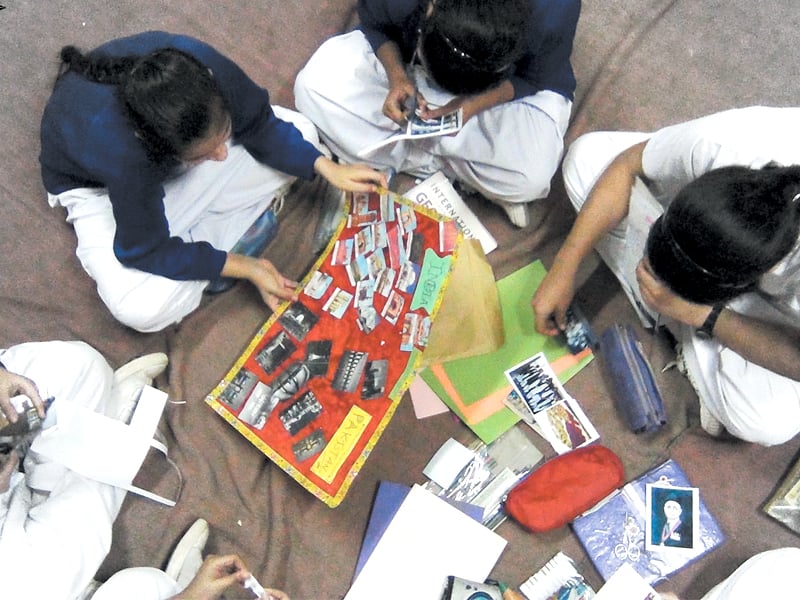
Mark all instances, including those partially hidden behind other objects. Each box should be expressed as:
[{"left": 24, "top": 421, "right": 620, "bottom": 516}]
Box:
[{"left": 695, "top": 327, "right": 713, "bottom": 340}]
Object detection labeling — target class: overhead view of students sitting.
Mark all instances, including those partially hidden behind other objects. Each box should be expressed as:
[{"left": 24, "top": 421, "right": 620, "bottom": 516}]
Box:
[{"left": 1, "top": 1, "right": 799, "bottom": 599}]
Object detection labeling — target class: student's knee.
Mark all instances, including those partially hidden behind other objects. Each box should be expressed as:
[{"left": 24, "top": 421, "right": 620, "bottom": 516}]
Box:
[
  {"left": 506, "top": 166, "right": 556, "bottom": 203},
  {"left": 563, "top": 130, "right": 652, "bottom": 211},
  {"left": 60, "top": 341, "right": 111, "bottom": 380},
  {"left": 727, "top": 410, "right": 800, "bottom": 447},
  {"left": 293, "top": 50, "right": 330, "bottom": 116},
  {"left": 562, "top": 132, "right": 613, "bottom": 210},
  {"left": 717, "top": 361, "right": 800, "bottom": 446},
  {"left": 100, "top": 279, "right": 205, "bottom": 333},
  {"left": 273, "top": 105, "right": 319, "bottom": 147},
  {"left": 293, "top": 66, "right": 313, "bottom": 110},
  {"left": 472, "top": 146, "right": 561, "bottom": 203}
]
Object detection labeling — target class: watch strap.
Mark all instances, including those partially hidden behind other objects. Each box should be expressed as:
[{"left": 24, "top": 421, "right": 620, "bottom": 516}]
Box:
[{"left": 697, "top": 304, "right": 724, "bottom": 339}]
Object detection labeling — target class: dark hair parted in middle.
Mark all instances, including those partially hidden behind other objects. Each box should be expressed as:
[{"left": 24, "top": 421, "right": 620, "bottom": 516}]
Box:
[
  {"left": 419, "top": 0, "right": 530, "bottom": 95},
  {"left": 646, "top": 165, "right": 800, "bottom": 304}
]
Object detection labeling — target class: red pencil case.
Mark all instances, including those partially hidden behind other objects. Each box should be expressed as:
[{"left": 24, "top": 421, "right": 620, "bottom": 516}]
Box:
[{"left": 504, "top": 445, "right": 624, "bottom": 532}]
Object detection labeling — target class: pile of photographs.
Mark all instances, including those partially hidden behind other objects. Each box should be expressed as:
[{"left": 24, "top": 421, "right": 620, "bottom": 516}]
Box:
[
  {"left": 207, "top": 190, "right": 459, "bottom": 506},
  {"left": 503, "top": 352, "right": 599, "bottom": 454}
]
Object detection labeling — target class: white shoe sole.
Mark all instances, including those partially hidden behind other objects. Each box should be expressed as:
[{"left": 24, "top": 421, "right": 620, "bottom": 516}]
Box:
[
  {"left": 114, "top": 353, "right": 168, "bottom": 385},
  {"left": 676, "top": 343, "right": 726, "bottom": 437},
  {"left": 165, "top": 518, "right": 210, "bottom": 582}
]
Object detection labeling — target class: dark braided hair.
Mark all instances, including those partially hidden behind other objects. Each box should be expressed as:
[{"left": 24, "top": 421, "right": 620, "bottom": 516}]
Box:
[
  {"left": 646, "top": 165, "right": 800, "bottom": 304},
  {"left": 59, "top": 45, "right": 229, "bottom": 164}
]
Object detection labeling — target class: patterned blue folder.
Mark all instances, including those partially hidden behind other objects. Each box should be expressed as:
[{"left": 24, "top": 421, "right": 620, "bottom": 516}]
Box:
[{"left": 571, "top": 459, "right": 724, "bottom": 585}]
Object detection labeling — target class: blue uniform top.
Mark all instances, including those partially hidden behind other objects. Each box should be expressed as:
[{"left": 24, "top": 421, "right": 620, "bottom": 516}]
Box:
[
  {"left": 357, "top": 0, "right": 580, "bottom": 101},
  {"left": 40, "top": 31, "right": 322, "bottom": 281}
]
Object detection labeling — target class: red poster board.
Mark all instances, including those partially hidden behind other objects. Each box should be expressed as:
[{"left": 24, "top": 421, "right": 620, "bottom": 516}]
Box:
[{"left": 206, "top": 190, "right": 460, "bottom": 506}]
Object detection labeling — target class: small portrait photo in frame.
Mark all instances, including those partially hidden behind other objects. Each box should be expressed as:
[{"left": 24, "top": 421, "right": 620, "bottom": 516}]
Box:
[{"left": 645, "top": 484, "right": 699, "bottom": 552}]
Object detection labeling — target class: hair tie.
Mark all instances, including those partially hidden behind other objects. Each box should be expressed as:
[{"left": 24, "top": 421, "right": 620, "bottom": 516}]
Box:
[
  {"left": 656, "top": 213, "right": 752, "bottom": 292},
  {"left": 440, "top": 33, "right": 513, "bottom": 74}
]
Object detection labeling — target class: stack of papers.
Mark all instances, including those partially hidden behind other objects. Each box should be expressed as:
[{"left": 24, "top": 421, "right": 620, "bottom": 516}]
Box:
[{"left": 347, "top": 483, "right": 506, "bottom": 600}]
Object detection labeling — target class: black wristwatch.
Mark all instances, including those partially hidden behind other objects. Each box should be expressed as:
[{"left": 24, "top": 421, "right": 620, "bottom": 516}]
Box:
[{"left": 696, "top": 304, "right": 724, "bottom": 340}]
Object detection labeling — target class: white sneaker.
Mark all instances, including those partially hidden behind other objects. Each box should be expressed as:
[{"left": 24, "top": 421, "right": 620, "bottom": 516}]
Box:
[
  {"left": 77, "top": 579, "right": 101, "bottom": 600},
  {"left": 497, "top": 199, "right": 531, "bottom": 228},
  {"left": 166, "top": 518, "right": 210, "bottom": 589},
  {"left": 675, "top": 343, "right": 725, "bottom": 437},
  {"left": 699, "top": 402, "right": 726, "bottom": 437},
  {"left": 113, "top": 353, "right": 169, "bottom": 385},
  {"left": 106, "top": 353, "right": 169, "bottom": 423}
]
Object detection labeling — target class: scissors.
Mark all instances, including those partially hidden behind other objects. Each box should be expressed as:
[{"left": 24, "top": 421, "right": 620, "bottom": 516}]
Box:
[{"left": 405, "top": 83, "right": 420, "bottom": 122}]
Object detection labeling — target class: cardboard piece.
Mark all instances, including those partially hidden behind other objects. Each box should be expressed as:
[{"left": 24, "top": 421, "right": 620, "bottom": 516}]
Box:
[
  {"left": 421, "top": 261, "right": 593, "bottom": 443},
  {"left": 419, "top": 238, "right": 504, "bottom": 368}
]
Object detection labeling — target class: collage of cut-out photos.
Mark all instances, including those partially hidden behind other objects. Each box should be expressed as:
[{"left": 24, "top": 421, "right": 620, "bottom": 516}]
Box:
[{"left": 207, "top": 189, "right": 459, "bottom": 506}]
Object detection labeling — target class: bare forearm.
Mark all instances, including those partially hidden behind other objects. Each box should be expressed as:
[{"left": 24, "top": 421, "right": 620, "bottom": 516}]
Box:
[
  {"left": 375, "top": 41, "right": 410, "bottom": 87},
  {"left": 467, "top": 80, "right": 514, "bottom": 114},
  {"left": 220, "top": 252, "right": 253, "bottom": 280},
  {"left": 531, "top": 141, "right": 647, "bottom": 334},
  {"left": 553, "top": 141, "right": 647, "bottom": 275},
  {"left": 713, "top": 309, "right": 800, "bottom": 381}
]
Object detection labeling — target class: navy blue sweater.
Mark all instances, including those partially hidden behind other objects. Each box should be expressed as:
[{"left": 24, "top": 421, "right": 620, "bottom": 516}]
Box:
[
  {"left": 40, "top": 31, "right": 321, "bottom": 281},
  {"left": 357, "top": 0, "right": 580, "bottom": 101}
]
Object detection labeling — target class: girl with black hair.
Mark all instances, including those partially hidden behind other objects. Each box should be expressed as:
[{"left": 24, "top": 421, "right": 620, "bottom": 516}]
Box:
[
  {"left": 40, "top": 31, "right": 386, "bottom": 333},
  {"left": 532, "top": 106, "right": 800, "bottom": 446},
  {"left": 294, "top": 0, "right": 580, "bottom": 227}
]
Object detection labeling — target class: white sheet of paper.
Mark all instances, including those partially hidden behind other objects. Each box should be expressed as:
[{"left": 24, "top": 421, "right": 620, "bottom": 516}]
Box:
[
  {"left": 422, "top": 437, "right": 476, "bottom": 489},
  {"left": 595, "top": 563, "right": 661, "bottom": 599},
  {"left": 344, "top": 484, "right": 507, "bottom": 600}
]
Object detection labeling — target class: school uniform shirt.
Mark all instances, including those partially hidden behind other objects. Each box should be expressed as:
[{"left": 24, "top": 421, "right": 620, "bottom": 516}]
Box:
[
  {"left": 356, "top": 0, "right": 580, "bottom": 101},
  {"left": 39, "top": 31, "right": 322, "bottom": 281}
]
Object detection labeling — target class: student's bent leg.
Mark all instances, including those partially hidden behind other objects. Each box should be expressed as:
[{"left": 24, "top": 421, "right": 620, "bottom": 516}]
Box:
[
  {"left": 558, "top": 131, "right": 654, "bottom": 315},
  {"left": 0, "top": 340, "right": 112, "bottom": 414},
  {"left": 0, "top": 341, "right": 125, "bottom": 599},
  {"left": 51, "top": 188, "right": 209, "bottom": 333},
  {"left": 681, "top": 328, "right": 800, "bottom": 446},
  {"left": 93, "top": 567, "right": 180, "bottom": 600},
  {"left": 294, "top": 30, "right": 408, "bottom": 168},
  {"left": 21, "top": 473, "right": 127, "bottom": 599},
  {"left": 434, "top": 92, "right": 571, "bottom": 204},
  {"left": 562, "top": 130, "right": 652, "bottom": 213},
  {"left": 700, "top": 547, "right": 800, "bottom": 600}
]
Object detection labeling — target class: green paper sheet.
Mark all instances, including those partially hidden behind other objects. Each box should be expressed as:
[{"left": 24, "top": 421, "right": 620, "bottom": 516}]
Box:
[{"left": 420, "top": 261, "right": 593, "bottom": 443}]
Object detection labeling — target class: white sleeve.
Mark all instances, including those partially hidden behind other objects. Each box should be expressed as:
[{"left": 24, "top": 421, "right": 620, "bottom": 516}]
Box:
[{"left": 641, "top": 106, "right": 800, "bottom": 200}]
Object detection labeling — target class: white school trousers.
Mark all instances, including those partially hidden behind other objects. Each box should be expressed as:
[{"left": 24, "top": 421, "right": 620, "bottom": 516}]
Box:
[
  {"left": 0, "top": 340, "right": 125, "bottom": 600},
  {"left": 562, "top": 130, "right": 800, "bottom": 446},
  {"left": 294, "top": 30, "right": 572, "bottom": 205},
  {"left": 93, "top": 567, "right": 181, "bottom": 600},
  {"left": 49, "top": 107, "right": 319, "bottom": 334},
  {"left": 700, "top": 547, "right": 800, "bottom": 599}
]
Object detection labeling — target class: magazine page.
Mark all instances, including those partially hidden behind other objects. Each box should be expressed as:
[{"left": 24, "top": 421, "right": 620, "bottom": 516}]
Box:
[
  {"left": 357, "top": 108, "right": 463, "bottom": 157},
  {"left": 404, "top": 171, "right": 498, "bottom": 254},
  {"left": 519, "top": 552, "right": 596, "bottom": 600}
]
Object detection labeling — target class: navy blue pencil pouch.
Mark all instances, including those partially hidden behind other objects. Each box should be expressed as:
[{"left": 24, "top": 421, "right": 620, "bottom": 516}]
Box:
[{"left": 599, "top": 323, "right": 667, "bottom": 434}]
